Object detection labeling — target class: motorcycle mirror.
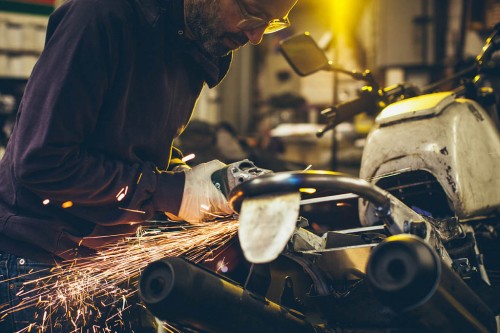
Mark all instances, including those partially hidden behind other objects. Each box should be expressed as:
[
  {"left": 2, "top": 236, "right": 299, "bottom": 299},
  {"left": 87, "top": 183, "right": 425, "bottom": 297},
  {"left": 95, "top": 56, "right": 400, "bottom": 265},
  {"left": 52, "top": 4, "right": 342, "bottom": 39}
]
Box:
[{"left": 279, "top": 32, "right": 330, "bottom": 76}]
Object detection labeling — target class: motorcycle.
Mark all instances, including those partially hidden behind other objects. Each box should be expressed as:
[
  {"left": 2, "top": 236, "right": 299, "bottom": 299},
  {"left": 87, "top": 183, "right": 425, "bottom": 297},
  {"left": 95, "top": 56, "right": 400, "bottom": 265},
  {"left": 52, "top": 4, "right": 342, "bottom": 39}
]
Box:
[{"left": 138, "top": 25, "right": 500, "bottom": 333}]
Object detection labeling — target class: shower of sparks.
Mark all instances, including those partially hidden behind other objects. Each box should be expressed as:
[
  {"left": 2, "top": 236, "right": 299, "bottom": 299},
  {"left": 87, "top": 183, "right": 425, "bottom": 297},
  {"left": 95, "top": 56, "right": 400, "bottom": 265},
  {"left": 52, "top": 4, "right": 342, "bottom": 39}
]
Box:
[
  {"left": 116, "top": 186, "right": 129, "bottom": 202},
  {"left": 0, "top": 218, "right": 239, "bottom": 332}
]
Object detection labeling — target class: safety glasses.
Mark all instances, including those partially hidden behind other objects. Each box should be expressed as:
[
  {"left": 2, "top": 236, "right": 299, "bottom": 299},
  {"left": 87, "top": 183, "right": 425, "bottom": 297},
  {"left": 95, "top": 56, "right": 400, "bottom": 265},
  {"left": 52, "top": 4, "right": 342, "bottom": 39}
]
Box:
[{"left": 234, "top": 0, "right": 291, "bottom": 34}]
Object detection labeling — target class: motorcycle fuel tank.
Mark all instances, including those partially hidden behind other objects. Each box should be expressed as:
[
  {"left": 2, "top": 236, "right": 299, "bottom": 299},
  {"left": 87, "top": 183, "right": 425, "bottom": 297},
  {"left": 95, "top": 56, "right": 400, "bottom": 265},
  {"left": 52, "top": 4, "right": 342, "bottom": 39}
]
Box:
[{"left": 360, "top": 92, "right": 500, "bottom": 225}]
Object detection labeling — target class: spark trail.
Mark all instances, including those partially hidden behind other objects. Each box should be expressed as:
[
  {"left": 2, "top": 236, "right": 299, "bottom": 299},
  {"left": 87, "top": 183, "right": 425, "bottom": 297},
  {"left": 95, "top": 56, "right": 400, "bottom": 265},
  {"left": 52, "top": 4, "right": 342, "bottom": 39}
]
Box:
[{"left": 0, "top": 219, "right": 239, "bottom": 332}]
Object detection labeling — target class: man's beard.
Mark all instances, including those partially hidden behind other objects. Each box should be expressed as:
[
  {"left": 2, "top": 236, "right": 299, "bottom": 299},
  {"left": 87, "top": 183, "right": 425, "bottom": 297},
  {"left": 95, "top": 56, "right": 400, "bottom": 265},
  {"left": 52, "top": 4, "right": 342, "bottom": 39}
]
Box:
[{"left": 185, "top": 0, "right": 248, "bottom": 57}]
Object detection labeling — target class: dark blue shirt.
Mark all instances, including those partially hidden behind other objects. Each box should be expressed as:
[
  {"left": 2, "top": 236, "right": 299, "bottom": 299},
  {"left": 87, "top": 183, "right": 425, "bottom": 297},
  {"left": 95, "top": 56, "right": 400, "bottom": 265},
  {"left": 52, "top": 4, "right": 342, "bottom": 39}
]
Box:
[{"left": 0, "top": 0, "right": 231, "bottom": 261}]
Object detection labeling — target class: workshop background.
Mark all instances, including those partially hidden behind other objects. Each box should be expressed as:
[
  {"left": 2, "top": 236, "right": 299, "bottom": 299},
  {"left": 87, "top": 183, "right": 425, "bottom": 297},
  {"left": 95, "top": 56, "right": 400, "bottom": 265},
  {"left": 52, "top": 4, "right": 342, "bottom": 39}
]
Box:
[{"left": 0, "top": 0, "right": 496, "bottom": 175}]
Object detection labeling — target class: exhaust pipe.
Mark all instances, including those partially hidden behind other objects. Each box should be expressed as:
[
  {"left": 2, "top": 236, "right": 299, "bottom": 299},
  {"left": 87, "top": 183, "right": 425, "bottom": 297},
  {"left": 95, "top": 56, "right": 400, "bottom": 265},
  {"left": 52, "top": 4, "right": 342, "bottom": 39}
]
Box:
[
  {"left": 139, "top": 257, "right": 316, "bottom": 333},
  {"left": 366, "top": 234, "right": 496, "bottom": 333}
]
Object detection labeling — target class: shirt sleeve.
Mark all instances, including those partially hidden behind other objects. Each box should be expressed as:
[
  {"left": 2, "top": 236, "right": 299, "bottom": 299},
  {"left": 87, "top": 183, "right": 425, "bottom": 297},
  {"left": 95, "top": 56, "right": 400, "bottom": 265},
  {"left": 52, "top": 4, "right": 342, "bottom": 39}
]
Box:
[{"left": 11, "top": 0, "right": 184, "bottom": 226}]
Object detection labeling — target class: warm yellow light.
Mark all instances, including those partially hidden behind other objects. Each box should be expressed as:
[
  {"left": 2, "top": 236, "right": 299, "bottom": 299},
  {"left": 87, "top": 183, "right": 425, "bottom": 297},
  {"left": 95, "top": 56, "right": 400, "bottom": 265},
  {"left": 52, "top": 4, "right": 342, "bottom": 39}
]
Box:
[
  {"left": 310, "top": 0, "right": 371, "bottom": 52},
  {"left": 300, "top": 188, "right": 317, "bottom": 194},
  {"left": 61, "top": 201, "right": 73, "bottom": 209}
]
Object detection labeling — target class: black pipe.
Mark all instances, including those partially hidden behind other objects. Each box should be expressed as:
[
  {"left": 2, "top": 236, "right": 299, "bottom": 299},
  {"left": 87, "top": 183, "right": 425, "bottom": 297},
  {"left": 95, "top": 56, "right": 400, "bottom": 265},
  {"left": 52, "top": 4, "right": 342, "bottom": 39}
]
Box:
[
  {"left": 139, "top": 257, "right": 316, "bottom": 333},
  {"left": 366, "top": 235, "right": 496, "bottom": 333},
  {"left": 228, "top": 171, "right": 390, "bottom": 215}
]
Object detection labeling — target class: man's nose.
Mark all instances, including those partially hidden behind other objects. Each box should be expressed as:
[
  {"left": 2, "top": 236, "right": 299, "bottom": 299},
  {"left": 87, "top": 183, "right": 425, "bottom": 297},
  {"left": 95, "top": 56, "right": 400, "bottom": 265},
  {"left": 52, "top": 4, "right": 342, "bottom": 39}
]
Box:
[{"left": 244, "top": 26, "right": 267, "bottom": 45}]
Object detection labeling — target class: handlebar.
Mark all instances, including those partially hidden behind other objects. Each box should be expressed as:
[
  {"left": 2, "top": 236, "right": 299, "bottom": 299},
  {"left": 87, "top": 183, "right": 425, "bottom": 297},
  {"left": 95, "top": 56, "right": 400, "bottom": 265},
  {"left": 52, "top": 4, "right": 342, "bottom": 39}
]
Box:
[
  {"left": 315, "top": 23, "right": 500, "bottom": 136},
  {"left": 476, "top": 22, "right": 500, "bottom": 67},
  {"left": 317, "top": 83, "right": 417, "bottom": 137},
  {"left": 425, "top": 23, "right": 500, "bottom": 94},
  {"left": 317, "top": 87, "right": 379, "bottom": 137}
]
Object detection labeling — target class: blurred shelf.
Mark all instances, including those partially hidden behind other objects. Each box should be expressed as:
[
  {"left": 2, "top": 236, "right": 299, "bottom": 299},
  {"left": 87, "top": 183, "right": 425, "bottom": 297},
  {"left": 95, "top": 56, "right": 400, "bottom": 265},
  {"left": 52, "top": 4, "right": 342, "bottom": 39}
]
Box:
[{"left": 0, "top": 2, "right": 54, "bottom": 17}]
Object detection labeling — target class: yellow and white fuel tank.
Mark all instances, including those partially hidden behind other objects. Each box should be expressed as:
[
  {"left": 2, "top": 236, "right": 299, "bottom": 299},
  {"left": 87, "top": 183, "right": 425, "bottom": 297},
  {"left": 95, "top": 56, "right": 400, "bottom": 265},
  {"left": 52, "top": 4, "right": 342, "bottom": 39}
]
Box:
[{"left": 360, "top": 92, "right": 500, "bottom": 225}]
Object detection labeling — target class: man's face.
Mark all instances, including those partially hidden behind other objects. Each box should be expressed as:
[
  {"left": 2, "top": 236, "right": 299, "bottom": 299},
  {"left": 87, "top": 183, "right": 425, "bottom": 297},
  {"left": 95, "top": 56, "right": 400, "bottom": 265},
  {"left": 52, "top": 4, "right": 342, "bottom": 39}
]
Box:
[{"left": 185, "top": 0, "right": 298, "bottom": 57}]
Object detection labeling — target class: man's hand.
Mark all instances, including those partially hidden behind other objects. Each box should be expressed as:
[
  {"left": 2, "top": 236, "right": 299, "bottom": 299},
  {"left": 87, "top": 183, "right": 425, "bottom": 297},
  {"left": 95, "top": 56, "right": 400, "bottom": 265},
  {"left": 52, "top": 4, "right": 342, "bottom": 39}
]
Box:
[{"left": 178, "top": 160, "right": 233, "bottom": 222}]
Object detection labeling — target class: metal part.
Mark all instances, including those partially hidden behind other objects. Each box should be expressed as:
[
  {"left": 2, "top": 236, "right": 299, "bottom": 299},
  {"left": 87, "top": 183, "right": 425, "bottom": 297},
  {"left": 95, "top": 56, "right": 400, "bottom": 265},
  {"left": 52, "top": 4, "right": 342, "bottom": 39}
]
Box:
[
  {"left": 211, "top": 159, "right": 272, "bottom": 199},
  {"left": 139, "top": 257, "right": 316, "bottom": 333},
  {"left": 280, "top": 276, "right": 299, "bottom": 310},
  {"left": 296, "top": 216, "right": 309, "bottom": 228},
  {"left": 290, "top": 227, "right": 326, "bottom": 252},
  {"left": 228, "top": 171, "right": 391, "bottom": 214},
  {"left": 230, "top": 170, "right": 453, "bottom": 268},
  {"left": 363, "top": 190, "right": 454, "bottom": 268},
  {"left": 367, "top": 235, "right": 497, "bottom": 333},
  {"left": 299, "top": 193, "right": 358, "bottom": 205},
  {"left": 452, "top": 258, "right": 476, "bottom": 278},
  {"left": 460, "top": 223, "right": 492, "bottom": 285},
  {"left": 307, "top": 244, "right": 376, "bottom": 281},
  {"left": 295, "top": 230, "right": 380, "bottom": 281},
  {"left": 228, "top": 171, "right": 395, "bottom": 266},
  {"left": 409, "top": 221, "right": 428, "bottom": 239},
  {"left": 335, "top": 225, "right": 385, "bottom": 234},
  {"left": 423, "top": 216, "right": 461, "bottom": 243}
]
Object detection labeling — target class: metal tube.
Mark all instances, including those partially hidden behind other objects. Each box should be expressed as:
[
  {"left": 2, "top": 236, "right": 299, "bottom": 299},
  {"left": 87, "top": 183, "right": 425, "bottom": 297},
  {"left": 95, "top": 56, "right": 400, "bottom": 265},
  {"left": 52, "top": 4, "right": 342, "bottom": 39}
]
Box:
[
  {"left": 228, "top": 171, "right": 390, "bottom": 214},
  {"left": 366, "top": 235, "right": 496, "bottom": 333},
  {"left": 139, "top": 257, "right": 316, "bottom": 333}
]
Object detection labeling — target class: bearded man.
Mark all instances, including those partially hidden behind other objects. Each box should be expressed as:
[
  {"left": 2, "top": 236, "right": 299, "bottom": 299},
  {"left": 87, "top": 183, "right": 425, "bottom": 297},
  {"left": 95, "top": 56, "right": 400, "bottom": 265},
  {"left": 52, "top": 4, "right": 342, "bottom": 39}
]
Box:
[{"left": 0, "top": 0, "right": 298, "bottom": 331}]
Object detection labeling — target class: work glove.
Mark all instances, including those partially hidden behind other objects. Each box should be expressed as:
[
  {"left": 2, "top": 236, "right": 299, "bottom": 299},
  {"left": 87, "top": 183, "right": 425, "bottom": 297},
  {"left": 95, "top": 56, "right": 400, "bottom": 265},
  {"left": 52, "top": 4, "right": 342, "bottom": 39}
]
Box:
[{"left": 178, "top": 159, "right": 233, "bottom": 222}]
